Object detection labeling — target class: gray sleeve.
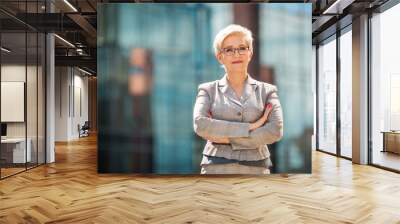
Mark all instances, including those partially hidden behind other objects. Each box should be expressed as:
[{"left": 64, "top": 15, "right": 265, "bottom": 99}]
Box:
[
  {"left": 229, "top": 89, "right": 283, "bottom": 150},
  {"left": 193, "top": 87, "right": 250, "bottom": 138}
]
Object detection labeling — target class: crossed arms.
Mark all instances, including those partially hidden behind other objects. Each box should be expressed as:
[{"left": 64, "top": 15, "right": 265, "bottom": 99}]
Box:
[{"left": 193, "top": 86, "right": 283, "bottom": 150}]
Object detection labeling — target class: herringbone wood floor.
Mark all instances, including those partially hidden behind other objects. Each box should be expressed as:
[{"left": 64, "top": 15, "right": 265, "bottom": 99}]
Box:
[{"left": 1, "top": 135, "right": 400, "bottom": 224}]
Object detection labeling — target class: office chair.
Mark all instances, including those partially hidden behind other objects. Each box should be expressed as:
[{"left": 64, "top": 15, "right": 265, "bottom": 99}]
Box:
[{"left": 78, "top": 121, "right": 90, "bottom": 138}]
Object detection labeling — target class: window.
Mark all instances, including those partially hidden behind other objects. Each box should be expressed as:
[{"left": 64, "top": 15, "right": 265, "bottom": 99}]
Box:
[
  {"left": 317, "top": 36, "right": 337, "bottom": 154},
  {"left": 370, "top": 3, "right": 400, "bottom": 171},
  {"left": 339, "top": 29, "right": 352, "bottom": 158}
]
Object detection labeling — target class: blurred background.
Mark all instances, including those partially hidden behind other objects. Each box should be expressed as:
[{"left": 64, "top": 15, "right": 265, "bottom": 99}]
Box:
[{"left": 97, "top": 3, "right": 312, "bottom": 174}]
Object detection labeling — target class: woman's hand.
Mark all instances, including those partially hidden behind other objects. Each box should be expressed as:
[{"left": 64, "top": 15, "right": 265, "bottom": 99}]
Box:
[{"left": 249, "top": 103, "right": 273, "bottom": 131}]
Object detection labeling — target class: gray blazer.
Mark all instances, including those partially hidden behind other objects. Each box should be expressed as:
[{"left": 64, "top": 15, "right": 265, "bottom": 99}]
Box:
[{"left": 193, "top": 74, "right": 283, "bottom": 161}]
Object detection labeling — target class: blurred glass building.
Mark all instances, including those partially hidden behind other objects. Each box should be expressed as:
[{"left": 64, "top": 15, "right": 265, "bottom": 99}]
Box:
[{"left": 98, "top": 3, "right": 312, "bottom": 174}]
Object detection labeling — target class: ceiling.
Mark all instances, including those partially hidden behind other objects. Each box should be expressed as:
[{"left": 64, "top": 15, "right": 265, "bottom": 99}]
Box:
[
  {"left": 310, "top": 0, "right": 390, "bottom": 43},
  {"left": 0, "top": 0, "right": 394, "bottom": 74}
]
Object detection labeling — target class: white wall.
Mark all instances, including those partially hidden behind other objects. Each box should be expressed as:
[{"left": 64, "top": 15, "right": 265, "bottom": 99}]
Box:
[
  {"left": 55, "top": 67, "right": 69, "bottom": 141},
  {"left": 70, "top": 71, "right": 89, "bottom": 139},
  {"left": 55, "top": 67, "right": 89, "bottom": 141},
  {"left": 1, "top": 65, "right": 26, "bottom": 134},
  {"left": 1, "top": 65, "right": 38, "bottom": 138},
  {"left": 1, "top": 64, "right": 46, "bottom": 164}
]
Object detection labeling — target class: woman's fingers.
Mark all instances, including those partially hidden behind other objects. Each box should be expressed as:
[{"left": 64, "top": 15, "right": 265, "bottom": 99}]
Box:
[
  {"left": 263, "top": 103, "right": 273, "bottom": 122},
  {"left": 265, "top": 103, "right": 272, "bottom": 113}
]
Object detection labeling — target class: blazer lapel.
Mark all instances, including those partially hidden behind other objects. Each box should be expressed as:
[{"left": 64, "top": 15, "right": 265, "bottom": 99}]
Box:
[
  {"left": 241, "top": 74, "right": 258, "bottom": 104},
  {"left": 218, "top": 75, "right": 242, "bottom": 107}
]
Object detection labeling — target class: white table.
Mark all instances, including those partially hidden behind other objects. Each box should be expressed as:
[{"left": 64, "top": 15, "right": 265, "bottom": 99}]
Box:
[{"left": 1, "top": 138, "right": 31, "bottom": 163}]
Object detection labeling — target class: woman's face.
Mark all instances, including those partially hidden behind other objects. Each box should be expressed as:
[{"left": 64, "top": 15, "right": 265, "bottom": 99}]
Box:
[{"left": 217, "top": 32, "right": 253, "bottom": 74}]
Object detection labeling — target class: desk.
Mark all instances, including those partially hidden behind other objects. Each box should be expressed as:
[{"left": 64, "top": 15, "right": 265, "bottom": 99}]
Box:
[
  {"left": 1, "top": 138, "right": 31, "bottom": 163},
  {"left": 381, "top": 131, "right": 400, "bottom": 154}
]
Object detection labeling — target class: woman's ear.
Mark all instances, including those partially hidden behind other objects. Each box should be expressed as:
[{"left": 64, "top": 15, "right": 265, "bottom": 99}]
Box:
[{"left": 215, "top": 52, "right": 223, "bottom": 64}]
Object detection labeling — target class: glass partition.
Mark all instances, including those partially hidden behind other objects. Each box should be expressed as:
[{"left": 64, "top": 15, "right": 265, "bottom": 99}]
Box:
[
  {"left": 0, "top": 1, "right": 46, "bottom": 179},
  {"left": 1, "top": 30, "right": 28, "bottom": 177}
]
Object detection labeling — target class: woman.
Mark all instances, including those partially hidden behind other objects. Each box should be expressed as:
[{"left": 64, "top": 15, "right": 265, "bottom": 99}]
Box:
[{"left": 193, "top": 24, "right": 284, "bottom": 174}]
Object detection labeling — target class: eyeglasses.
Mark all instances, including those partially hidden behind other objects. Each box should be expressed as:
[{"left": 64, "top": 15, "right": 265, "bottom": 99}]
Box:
[{"left": 220, "top": 46, "right": 250, "bottom": 56}]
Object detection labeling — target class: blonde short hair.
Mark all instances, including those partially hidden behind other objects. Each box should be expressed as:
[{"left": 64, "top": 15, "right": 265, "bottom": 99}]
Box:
[{"left": 213, "top": 24, "right": 253, "bottom": 56}]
